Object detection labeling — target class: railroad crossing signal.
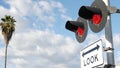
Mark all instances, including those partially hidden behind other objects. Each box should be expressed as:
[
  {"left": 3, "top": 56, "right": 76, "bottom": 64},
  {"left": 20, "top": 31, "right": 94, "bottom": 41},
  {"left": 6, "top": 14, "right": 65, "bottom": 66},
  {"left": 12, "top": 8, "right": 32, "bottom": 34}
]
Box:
[{"left": 65, "top": 0, "right": 109, "bottom": 43}]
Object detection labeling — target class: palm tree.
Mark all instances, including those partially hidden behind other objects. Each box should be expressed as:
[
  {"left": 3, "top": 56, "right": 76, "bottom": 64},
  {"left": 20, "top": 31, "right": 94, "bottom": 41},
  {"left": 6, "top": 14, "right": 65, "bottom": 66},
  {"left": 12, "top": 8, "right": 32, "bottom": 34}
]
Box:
[{"left": 0, "top": 15, "right": 16, "bottom": 68}]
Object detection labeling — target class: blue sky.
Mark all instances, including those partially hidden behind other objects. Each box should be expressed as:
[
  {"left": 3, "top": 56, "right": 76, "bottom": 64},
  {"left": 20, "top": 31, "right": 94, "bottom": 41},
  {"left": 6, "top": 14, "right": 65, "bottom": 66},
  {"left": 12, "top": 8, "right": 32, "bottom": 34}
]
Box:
[{"left": 0, "top": 0, "right": 120, "bottom": 68}]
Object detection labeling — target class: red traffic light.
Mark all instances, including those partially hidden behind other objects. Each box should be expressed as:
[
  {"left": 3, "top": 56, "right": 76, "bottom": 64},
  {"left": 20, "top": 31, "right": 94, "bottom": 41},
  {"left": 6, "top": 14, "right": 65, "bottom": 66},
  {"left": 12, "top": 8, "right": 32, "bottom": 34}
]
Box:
[
  {"left": 92, "top": 14, "right": 102, "bottom": 25},
  {"left": 65, "top": 17, "right": 88, "bottom": 43},
  {"left": 75, "top": 17, "right": 88, "bottom": 43},
  {"left": 77, "top": 27, "right": 84, "bottom": 37},
  {"left": 78, "top": 0, "right": 108, "bottom": 33}
]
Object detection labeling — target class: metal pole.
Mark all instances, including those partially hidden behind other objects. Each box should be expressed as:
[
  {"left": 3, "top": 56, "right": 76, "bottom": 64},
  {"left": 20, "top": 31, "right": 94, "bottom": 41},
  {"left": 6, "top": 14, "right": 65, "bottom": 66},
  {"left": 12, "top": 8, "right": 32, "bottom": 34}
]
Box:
[{"left": 103, "top": 0, "right": 115, "bottom": 68}]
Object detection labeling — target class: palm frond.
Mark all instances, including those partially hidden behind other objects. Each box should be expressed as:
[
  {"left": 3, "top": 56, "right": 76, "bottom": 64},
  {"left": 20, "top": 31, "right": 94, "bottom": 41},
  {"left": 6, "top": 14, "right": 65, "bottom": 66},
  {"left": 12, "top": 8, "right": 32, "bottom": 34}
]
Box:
[
  {"left": 1, "top": 15, "right": 16, "bottom": 24},
  {"left": 1, "top": 18, "right": 6, "bottom": 22},
  {"left": 0, "top": 15, "right": 16, "bottom": 35}
]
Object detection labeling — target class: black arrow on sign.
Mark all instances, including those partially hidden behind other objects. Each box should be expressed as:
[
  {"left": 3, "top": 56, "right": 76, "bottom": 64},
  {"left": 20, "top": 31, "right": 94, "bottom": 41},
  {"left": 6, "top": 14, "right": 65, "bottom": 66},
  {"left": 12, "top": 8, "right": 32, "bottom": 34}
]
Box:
[{"left": 82, "top": 45, "right": 100, "bottom": 57}]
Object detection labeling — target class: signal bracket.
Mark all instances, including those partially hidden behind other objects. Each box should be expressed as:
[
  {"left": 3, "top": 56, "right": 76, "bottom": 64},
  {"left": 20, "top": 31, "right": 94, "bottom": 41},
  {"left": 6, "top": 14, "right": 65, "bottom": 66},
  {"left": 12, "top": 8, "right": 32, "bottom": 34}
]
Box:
[
  {"left": 104, "top": 64, "right": 115, "bottom": 68},
  {"left": 107, "top": 6, "right": 120, "bottom": 14},
  {"left": 104, "top": 47, "right": 114, "bottom": 51}
]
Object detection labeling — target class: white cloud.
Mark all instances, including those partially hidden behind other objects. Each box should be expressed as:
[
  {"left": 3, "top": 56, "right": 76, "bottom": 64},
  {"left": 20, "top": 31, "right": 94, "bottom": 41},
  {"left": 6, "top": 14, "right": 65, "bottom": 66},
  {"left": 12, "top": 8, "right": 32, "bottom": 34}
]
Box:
[
  {"left": 116, "top": 51, "right": 120, "bottom": 64},
  {"left": 10, "top": 58, "right": 28, "bottom": 65},
  {"left": 50, "top": 64, "right": 67, "bottom": 68},
  {"left": 113, "top": 34, "right": 120, "bottom": 48},
  {"left": 61, "top": 14, "right": 72, "bottom": 21},
  {"left": 0, "top": 0, "right": 68, "bottom": 31},
  {"left": 0, "top": 29, "right": 80, "bottom": 68},
  {"left": 0, "top": 48, "right": 4, "bottom": 57},
  {"left": 38, "top": 1, "right": 53, "bottom": 13},
  {"left": 6, "top": 0, "right": 33, "bottom": 16},
  {"left": 51, "top": 1, "right": 66, "bottom": 14}
]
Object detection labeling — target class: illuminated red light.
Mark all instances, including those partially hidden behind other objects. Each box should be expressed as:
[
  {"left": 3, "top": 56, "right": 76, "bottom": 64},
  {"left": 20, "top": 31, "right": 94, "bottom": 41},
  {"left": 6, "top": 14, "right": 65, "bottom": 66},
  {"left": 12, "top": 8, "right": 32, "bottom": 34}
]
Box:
[
  {"left": 92, "top": 14, "right": 102, "bottom": 25},
  {"left": 77, "top": 27, "right": 84, "bottom": 37}
]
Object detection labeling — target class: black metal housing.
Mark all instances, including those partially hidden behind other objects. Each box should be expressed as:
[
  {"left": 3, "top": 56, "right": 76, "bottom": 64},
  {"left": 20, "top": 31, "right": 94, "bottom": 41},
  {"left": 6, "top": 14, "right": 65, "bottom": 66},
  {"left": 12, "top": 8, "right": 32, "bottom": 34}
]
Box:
[{"left": 78, "top": 0, "right": 108, "bottom": 33}]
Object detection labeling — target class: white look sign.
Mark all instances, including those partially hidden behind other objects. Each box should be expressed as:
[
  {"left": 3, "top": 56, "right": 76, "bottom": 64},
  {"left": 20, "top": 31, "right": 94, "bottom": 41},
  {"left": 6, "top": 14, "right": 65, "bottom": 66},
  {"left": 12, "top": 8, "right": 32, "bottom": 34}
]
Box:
[{"left": 80, "top": 39, "right": 104, "bottom": 68}]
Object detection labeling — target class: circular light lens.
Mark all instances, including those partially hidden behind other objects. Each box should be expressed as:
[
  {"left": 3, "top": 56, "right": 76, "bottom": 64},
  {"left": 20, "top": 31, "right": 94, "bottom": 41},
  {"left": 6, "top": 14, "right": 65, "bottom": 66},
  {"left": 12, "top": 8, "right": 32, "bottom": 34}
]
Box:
[
  {"left": 77, "top": 27, "right": 84, "bottom": 37},
  {"left": 92, "top": 14, "right": 102, "bottom": 25}
]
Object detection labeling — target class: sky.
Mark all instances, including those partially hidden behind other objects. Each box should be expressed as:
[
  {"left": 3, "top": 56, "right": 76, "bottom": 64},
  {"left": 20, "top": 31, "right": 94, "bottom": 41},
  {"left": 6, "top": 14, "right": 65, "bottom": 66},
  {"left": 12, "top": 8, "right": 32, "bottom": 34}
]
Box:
[{"left": 0, "top": 0, "right": 120, "bottom": 68}]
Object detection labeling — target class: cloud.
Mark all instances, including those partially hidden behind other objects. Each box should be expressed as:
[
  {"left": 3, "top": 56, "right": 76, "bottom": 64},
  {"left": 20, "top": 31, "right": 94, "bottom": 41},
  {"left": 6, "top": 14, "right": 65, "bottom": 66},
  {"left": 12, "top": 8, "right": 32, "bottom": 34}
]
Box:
[
  {"left": 113, "top": 34, "right": 120, "bottom": 48},
  {"left": 0, "top": 29, "right": 80, "bottom": 68},
  {"left": 0, "top": 0, "right": 68, "bottom": 31},
  {"left": 61, "top": 14, "right": 72, "bottom": 21}
]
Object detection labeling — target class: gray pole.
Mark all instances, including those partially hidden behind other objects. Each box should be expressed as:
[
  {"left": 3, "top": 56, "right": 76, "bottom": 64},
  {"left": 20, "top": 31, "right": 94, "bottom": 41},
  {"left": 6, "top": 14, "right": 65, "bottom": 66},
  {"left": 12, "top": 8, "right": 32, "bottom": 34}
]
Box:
[{"left": 103, "top": 0, "right": 115, "bottom": 68}]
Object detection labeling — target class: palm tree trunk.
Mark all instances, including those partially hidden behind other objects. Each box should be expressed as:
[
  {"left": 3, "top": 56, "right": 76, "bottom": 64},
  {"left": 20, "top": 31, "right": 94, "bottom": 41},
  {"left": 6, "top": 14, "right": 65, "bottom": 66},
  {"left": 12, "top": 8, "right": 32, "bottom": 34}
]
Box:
[{"left": 4, "top": 44, "right": 8, "bottom": 68}]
